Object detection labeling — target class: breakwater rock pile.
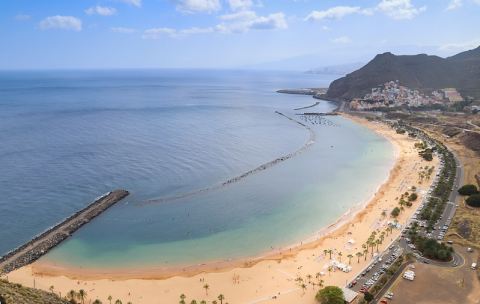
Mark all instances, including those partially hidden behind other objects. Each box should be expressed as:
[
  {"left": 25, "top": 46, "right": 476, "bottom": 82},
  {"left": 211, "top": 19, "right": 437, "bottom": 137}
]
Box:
[
  {"left": 0, "top": 190, "right": 129, "bottom": 274},
  {"left": 137, "top": 112, "right": 315, "bottom": 206}
]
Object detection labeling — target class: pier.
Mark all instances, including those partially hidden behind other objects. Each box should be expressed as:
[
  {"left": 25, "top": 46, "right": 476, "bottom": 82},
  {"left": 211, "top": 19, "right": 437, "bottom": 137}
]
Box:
[{"left": 0, "top": 190, "right": 129, "bottom": 274}]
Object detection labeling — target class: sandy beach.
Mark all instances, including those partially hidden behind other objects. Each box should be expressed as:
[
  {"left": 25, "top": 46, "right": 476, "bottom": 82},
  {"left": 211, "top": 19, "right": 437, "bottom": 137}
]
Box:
[{"left": 4, "top": 115, "right": 440, "bottom": 304}]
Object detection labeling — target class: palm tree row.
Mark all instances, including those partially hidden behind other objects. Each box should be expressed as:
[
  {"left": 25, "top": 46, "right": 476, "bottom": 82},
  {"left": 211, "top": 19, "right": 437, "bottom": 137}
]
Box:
[
  {"left": 179, "top": 293, "right": 226, "bottom": 304},
  {"left": 65, "top": 290, "right": 132, "bottom": 304}
]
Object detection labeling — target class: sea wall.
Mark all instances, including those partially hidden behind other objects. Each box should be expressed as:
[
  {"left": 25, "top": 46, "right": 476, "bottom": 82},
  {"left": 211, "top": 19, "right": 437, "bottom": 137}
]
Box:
[{"left": 0, "top": 190, "right": 129, "bottom": 274}]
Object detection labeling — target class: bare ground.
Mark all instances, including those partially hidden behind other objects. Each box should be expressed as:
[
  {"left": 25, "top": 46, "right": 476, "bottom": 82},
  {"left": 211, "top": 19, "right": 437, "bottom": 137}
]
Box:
[{"left": 386, "top": 246, "right": 480, "bottom": 304}]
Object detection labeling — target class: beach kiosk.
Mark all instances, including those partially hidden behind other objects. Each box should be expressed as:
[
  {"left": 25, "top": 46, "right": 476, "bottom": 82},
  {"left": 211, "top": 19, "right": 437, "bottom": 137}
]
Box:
[{"left": 348, "top": 239, "right": 355, "bottom": 244}]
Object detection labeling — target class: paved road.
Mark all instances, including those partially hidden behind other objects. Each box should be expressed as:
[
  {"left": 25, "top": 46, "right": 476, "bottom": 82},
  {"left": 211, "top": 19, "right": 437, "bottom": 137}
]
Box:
[
  {"left": 352, "top": 127, "right": 466, "bottom": 303},
  {"left": 371, "top": 261, "right": 415, "bottom": 304}
]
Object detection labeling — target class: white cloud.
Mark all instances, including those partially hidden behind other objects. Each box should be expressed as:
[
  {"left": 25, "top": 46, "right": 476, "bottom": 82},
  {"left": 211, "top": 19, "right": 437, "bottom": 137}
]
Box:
[
  {"left": 438, "top": 38, "right": 480, "bottom": 51},
  {"left": 321, "top": 26, "right": 331, "bottom": 30},
  {"left": 220, "top": 11, "right": 257, "bottom": 20},
  {"left": 226, "top": 0, "right": 253, "bottom": 11},
  {"left": 37, "top": 15, "right": 82, "bottom": 31},
  {"left": 89, "top": 23, "right": 99, "bottom": 29},
  {"left": 180, "top": 27, "right": 214, "bottom": 34},
  {"left": 14, "top": 14, "right": 31, "bottom": 20},
  {"left": 110, "top": 27, "right": 136, "bottom": 33},
  {"left": 250, "top": 12, "right": 287, "bottom": 30},
  {"left": 142, "top": 27, "right": 176, "bottom": 39},
  {"left": 113, "top": 0, "right": 142, "bottom": 7},
  {"left": 330, "top": 36, "right": 352, "bottom": 43},
  {"left": 376, "top": 0, "right": 426, "bottom": 19},
  {"left": 361, "top": 8, "right": 374, "bottom": 16},
  {"left": 446, "top": 0, "right": 463, "bottom": 10},
  {"left": 305, "top": 6, "right": 360, "bottom": 21},
  {"left": 143, "top": 11, "right": 287, "bottom": 38},
  {"left": 381, "top": 39, "right": 388, "bottom": 44},
  {"left": 445, "top": 0, "right": 480, "bottom": 10},
  {"left": 167, "top": 0, "right": 222, "bottom": 13},
  {"left": 216, "top": 12, "right": 287, "bottom": 33},
  {"left": 143, "top": 26, "right": 215, "bottom": 39},
  {"left": 85, "top": 6, "right": 118, "bottom": 16}
]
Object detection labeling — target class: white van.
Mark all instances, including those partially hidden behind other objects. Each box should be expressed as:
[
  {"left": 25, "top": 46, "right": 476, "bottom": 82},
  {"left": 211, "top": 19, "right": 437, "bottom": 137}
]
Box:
[{"left": 472, "top": 263, "right": 477, "bottom": 270}]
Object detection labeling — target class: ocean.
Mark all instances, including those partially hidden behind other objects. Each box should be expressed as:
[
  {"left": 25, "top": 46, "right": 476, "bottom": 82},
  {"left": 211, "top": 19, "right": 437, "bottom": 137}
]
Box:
[{"left": 0, "top": 69, "right": 394, "bottom": 270}]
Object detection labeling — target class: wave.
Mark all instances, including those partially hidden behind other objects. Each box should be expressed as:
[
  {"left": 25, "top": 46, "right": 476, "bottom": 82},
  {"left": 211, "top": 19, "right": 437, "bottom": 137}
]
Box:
[{"left": 136, "top": 112, "right": 315, "bottom": 206}]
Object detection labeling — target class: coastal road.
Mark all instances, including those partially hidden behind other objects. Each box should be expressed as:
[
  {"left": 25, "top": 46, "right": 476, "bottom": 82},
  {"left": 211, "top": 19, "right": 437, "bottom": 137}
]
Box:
[
  {"left": 429, "top": 147, "right": 465, "bottom": 241},
  {"left": 352, "top": 130, "right": 466, "bottom": 302}
]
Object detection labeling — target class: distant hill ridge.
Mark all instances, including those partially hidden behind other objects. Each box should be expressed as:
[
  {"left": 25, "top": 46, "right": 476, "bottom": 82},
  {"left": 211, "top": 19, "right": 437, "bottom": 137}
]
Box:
[{"left": 327, "top": 45, "right": 480, "bottom": 100}]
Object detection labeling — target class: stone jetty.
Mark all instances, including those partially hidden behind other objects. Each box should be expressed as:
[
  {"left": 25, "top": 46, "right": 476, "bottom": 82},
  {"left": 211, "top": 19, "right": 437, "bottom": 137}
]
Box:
[
  {"left": 0, "top": 190, "right": 129, "bottom": 274},
  {"left": 137, "top": 112, "right": 315, "bottom": 206}
]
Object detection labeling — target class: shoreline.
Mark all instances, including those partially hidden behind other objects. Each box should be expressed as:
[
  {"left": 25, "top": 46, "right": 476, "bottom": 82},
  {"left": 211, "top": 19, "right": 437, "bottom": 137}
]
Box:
[
  {"left": 25, "top": 114, "right": 398, "bottom": 280},
  {"left": 5, "top": 114, "right": 440, "bottom": 304}
]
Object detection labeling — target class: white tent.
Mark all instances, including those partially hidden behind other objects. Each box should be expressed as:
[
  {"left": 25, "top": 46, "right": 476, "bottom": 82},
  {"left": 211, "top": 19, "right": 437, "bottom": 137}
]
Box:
[{"left": 348, "top": 239, "right": 355, "bottom": 244}]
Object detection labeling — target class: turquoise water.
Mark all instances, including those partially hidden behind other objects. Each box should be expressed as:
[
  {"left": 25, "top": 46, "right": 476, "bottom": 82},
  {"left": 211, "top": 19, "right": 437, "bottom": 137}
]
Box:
[{"left": 0, "top": 70, "right": 393, "bottom": 270}]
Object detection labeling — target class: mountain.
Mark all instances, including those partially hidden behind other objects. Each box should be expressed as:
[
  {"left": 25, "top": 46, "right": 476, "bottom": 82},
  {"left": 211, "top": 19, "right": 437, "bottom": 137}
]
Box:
[
  {"left": 306, "top": 62, "right": 365, "bottom": 75},
  {"left": 448, "top": 45, "right": 480, "bottom": 61},
  {"left": 327, "top": 46, "right": 480, "bottom": 100},
  {"left": 241, "top": 45, "right": 442, "bottom": 71}
]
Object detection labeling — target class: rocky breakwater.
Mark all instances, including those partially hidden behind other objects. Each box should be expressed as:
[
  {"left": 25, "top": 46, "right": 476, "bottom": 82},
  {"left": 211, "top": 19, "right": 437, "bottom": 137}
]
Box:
[{"left": 0, "top": 190, "right": 129, "bottom": 274}]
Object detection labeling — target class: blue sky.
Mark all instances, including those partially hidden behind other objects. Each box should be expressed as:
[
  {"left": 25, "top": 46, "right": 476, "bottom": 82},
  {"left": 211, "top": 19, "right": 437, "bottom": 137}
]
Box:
[{"left": 1, "top": 0, "right": 479, "bottom": 69}]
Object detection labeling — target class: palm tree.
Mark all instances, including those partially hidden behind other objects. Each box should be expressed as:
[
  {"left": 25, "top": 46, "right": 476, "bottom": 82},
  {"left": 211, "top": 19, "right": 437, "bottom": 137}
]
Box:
[
  {"left": 180, "top": 294, "right": 186, "bottom": 304},
  {"left": 376, "top": 239, "right": 381, "bottom": 252},
  {"left": 67, "top": 290, "right": 77, "bottom": 302},
  {"left": 318, "top": 279, "right": 324, "bottom": 289},
  {"left": 365, "top": 242, "right": 370, "bottom": 253},
  {"left": 323, "top": 249, "right": 328, "bottom": 256},
  {"left": 108, "top": 295, "right": 112, "bottom": 304},
  {"left": 77, "top": 289, "right": 87, "bottom": 304},
  {"left": 400, "top": 206, "right": 405, "bottom": 213},
  {"left": 327, "top": 249, "right": 333, "bottom": 259},
  {"left": 127, "top": 302, "right": 132, "bottom": 304},
  {"left": 370, "top": 243, "right": 375, "bottom": 256},
  {"left": 347, "top": 254, "right": 353, "bottom": 265},
  {"left": 49, "top": 285, "right": 54, "bottom": 293},
  {"left": 338, "top": 252, "right": 343, "bottom": 262},
  {"left": 327, "top": 266, "right": 333, "bottom": 276},
  {"left": 356, "top": 252, "right": 362, "bottom": 263},
  {"left": 364, "top": 249, "right": 368, "bottom": 261},
  {"left": 203, "top": 284, "right": 209, "bottom": 295},
  {"left": 306, "top": 274, "right": 312, "bottom": 283},
  {"left": 190, "top": 300, "right": 197, "bottom": 304},
  {"left": 218, "top": 294, "right": 225, "bottom": 304},
  {"left": 296, "top": 276, "right": 303, "bottom": 285},
  {"left": 212, "top": 301, "right": 217, "bottom": 304},
  {"left": 315, "top": 272, "right": 321, "bottom": 281},
  {"left": 385, "top": 227, "right": 391, "bottom": 236},
  {"left": 115, "top": 300, "right": 122, "bottom": 304},
  {"left": 201, "top": 301, "right": 207, "bottom": 304},
  {"left": 362, "top": 243, "right": 367, "bottom": 253},
  {"left": 301, "top": 283, "right": 307, "bottom": 294},
  {"left": 381, "top": 211, "right": 386, "bottom": 219},
  {"left": 93, "top": 300, "right": 103, "bottom": 304}
]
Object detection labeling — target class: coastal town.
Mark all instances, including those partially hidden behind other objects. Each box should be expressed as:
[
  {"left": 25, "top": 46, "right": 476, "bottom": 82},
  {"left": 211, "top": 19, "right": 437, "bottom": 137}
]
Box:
[{"left": 349, "top": 81, "right": 473, "bottom": 111}]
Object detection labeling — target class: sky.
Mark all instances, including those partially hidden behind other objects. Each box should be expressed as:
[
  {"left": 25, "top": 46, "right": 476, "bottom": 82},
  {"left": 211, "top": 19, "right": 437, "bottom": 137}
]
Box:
[{"left": 1, "top": 0, "right": 480, "bottom": 70}]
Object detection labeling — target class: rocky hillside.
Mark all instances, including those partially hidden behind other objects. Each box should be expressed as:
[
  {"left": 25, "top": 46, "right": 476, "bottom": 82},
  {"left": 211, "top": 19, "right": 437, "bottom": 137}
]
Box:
[
  {"left": 0, "top": 279, "right": 70, "bottom": 304},
  {"left": 327, "top": 46, "right": 480, "bottom": 100}
]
